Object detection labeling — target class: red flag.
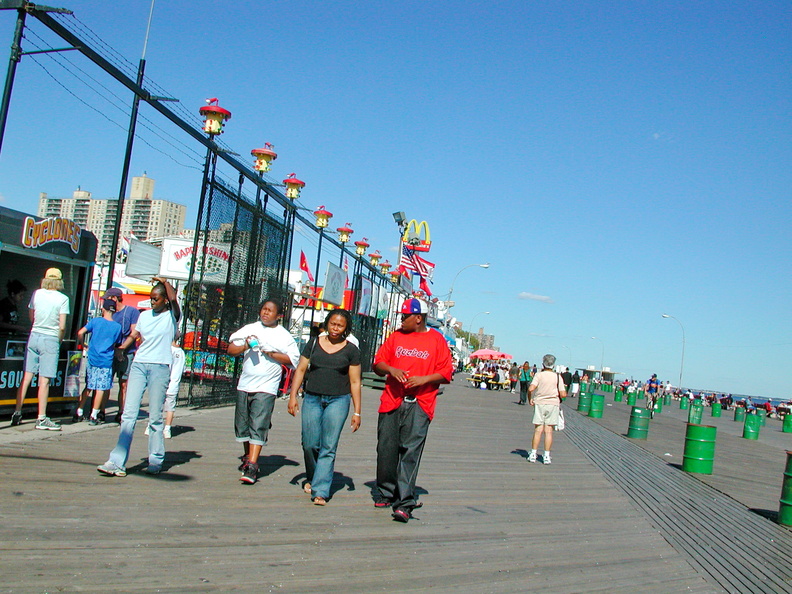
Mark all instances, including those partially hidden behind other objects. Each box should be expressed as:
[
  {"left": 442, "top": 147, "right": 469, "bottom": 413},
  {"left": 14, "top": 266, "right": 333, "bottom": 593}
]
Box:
[
  {"left": 299, "top": 250, "right": 314, "bottom": 283},
  {"left": 419, "top": 277, "right": 433, "bottom": 296}
]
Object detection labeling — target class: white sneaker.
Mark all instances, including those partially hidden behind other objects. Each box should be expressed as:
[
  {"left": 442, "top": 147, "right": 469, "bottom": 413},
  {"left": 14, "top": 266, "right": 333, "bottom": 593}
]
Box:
[
  {"left": 163, "top": 425, "right": 172, "bottom": 439},
  {"left": 543, "top": 454, "right": 552, "bottom": 465},
  {"left": 144, "top": 425, "right": 150, "bottom": 436},
  {"left": 527, "top": 452, "right": 537, "bottom": 463}
]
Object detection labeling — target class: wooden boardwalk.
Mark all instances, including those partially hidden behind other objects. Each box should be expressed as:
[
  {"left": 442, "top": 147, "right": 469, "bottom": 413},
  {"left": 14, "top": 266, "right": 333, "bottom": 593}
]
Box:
[{"left": 0, "top": 380, "right": 789, "bottom": 592}]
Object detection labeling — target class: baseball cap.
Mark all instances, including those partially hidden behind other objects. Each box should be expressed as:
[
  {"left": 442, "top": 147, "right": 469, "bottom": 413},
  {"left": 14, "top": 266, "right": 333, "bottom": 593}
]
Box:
[
  {"left": 44, "top": 268, "right": 62, "bottom": 280},
  {"left": 102, "top": 298, "right": 117, "bottom": 312},
  {"left": 400, "top": 297, "right": 428, "bottom": 314},
  {"left": 104, "top": 287, "right": 123, "bottom": 298}
]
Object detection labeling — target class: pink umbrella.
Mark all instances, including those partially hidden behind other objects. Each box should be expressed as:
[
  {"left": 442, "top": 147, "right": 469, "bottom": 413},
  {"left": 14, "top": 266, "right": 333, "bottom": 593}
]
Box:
[{"left": 470, "top": 348, "right": 501, "bottom": 360}]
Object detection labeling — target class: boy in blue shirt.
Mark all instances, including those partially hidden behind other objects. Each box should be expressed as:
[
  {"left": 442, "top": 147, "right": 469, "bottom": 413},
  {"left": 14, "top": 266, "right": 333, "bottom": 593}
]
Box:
[{"left": 75, "top": 299, "right": 122, "bottom": 425}]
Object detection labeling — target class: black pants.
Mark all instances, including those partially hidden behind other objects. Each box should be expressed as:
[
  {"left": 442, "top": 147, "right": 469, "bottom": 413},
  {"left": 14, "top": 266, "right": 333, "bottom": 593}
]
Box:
[
  {"left": 375, "top": 400, "right": 431, "bottom": 511},
  {"left": 519, "top": 381, "right": 530, "bottom": 404}
]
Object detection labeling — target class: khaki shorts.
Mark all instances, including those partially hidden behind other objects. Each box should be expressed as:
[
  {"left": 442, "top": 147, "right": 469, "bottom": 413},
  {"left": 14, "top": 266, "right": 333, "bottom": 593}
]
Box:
[{"left": 532, "top": 403, "right": 560, "bottom": 426}]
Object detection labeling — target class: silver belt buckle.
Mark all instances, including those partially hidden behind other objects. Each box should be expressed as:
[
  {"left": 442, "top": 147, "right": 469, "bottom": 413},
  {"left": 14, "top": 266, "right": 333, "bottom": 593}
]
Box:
[{"left": 403, "top": 397, "right": 417, "bottom": 403}]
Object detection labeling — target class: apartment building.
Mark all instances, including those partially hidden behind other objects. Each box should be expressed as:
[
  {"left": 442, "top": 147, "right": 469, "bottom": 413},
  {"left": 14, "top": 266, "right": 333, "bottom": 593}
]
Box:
[{"left": 38, "top": 174, "right": 187, "bottom": 258}]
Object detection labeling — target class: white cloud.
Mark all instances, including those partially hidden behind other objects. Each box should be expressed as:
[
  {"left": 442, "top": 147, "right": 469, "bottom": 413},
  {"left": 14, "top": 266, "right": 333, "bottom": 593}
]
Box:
[{"left": 518, "top": 292, "right": 553, "bottom": 303}]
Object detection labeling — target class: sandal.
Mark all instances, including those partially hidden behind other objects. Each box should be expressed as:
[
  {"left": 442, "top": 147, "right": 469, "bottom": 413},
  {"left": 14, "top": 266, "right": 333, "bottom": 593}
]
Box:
[
  {"left": 312, "top": 497, "right": 327, "bottom": 506},
  {"left": 303, "top": 482, "right": 312, "bottom": 494}
]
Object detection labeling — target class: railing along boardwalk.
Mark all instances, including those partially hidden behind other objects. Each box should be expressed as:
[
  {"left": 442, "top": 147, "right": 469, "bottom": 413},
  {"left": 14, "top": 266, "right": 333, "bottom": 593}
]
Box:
[{"left": 2, "top": 377, "right": 779, "bottom": 592}]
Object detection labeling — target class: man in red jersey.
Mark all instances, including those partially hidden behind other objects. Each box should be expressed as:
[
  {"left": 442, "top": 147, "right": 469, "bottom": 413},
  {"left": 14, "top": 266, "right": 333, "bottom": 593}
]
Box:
[{"left": 372, "top": 297, "right": 453, "bottom": 523}]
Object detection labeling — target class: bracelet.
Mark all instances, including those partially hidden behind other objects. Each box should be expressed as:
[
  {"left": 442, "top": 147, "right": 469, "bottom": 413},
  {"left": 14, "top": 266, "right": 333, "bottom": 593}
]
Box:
[{"left": 352, "top": 413, "right": 361, "bottom": 417}]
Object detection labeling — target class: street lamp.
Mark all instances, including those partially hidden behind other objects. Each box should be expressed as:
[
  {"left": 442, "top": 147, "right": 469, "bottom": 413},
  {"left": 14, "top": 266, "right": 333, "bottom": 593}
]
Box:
[
  {"left": 468, "top": 311, "right": 490, "bottom": 351},
  {"left": 337, "top": 222, "right": 353, "bottom": 267},
  {"left": 310, "top": 205, "right": 333, "bottom": 326},
  {"left": 662, "top": 314, "right": 686, "bottom": 390},
  {"left": 447, "top": 263, "right": 490, "bottom": 300},
  {"left": 591, "top": 336, "right": 604, "bottom": 372}
]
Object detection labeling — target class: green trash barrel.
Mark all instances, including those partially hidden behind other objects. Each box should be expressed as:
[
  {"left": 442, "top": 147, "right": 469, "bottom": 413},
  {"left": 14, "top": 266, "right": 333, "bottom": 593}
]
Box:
[
  {"left": 711, "top": 402, "right": 722, "bottom": 418},
  {"left": 757, "top": 409, "right": 767, "bottom": 426},
  {"left": 688, "top": 404, "right": 703, "bottom": 425},
  {"left": 627, "top": 407, "right": 651, "bottom": 439},
  {"left": 664, "top": 394, "right": 671, "bottom": 406},
  {"left": 627, "top": 393, "right": 637, "bottom": 406},
  {"left": 580, "top": 382, "right": 589, "bottom": 396},
  {"left": 682, "top": 424, "right": 717, "bottom": 474},
  {"left": 734, "top": 407, "right": 746, "bottom": 423},
  {"left": 743, "top": 413, "right": 761, "bottom": 440},
  {"left": 654, "top": 397, "right": 663, "bottom": 415},
  {"left": 577, "top": 392, "right": 592, "bottom": 415},
  {"left": 779, "top": 451, "right": 792, "bottom": 527},
  {"left": 680, "top": 398, "right": 690, "bottom": 410},
  {"left": 614, "top": 390, "right": 623, "bottom": 403},
  {"left": 783, "top": 414, "right": 792, "bottom": 434},
  {"left": 588, "top": 394, "right": 605, "bottom": 419}
]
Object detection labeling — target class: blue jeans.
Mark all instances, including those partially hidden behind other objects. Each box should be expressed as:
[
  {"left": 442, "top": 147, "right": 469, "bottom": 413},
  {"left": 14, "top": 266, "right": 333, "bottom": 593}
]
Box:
[
  {"left": 108, "top": 362, "right": 170, "bottom": 470},
  {"left": 301, "top": 393, "right": 351, "bottom": 499}
]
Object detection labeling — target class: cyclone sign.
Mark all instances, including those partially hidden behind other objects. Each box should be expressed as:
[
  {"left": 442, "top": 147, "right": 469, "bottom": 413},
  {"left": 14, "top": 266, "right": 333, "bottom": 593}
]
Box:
[{"left": 21, "top": 216, "right": 81, "bottom": 254}]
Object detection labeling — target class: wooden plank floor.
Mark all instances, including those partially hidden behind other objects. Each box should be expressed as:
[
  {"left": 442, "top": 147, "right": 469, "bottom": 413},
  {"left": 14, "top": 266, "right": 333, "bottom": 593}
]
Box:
[{"left": 0, "top": 379, "right": 741, "bottom": 592}]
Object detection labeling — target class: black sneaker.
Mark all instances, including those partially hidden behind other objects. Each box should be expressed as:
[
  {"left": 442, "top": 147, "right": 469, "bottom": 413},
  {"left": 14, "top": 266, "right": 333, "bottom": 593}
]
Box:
[
  {"left": 240, "top": 462, "right": 258, "bottom": 484},
  {"left": 10, "top": 411, "right": 22, "bottom": 426},
  {"left": 72, "top": 411, "right": 81, "bottom": 423},
  {"left": 88, "top": 417, "right": 103, "bottom": 426},
  {"left": 392, "top": 508, "right": 411, "bottom": 523},
  {"left": 238, "top": 455, "right": 250, "bottom": 472},
  {"left": 374, "top": 499, "right": 391, "bottom": 508},
  {"left": 113, "top": 413, "right": 121, "bottom": 424},
  {"left": 97, "top": 411, "right": 105, "bottom": 423}
]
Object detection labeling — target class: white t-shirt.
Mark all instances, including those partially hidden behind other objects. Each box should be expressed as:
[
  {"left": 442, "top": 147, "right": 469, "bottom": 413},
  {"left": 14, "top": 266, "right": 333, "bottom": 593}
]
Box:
[
  {"left": 30, "top": 289, "right": 70, "bottom": 337},
  {"left": 167, "top": 345, "right": 186, "bottom": 396},
  {"left": 135, "top": 309, "right": 177, "bottom": 364},
  {"left": 229, "top": 321, "right": 300, "bottom": 394},
  {"left": 529, "top": 370, "right": 565, "bottom": 405}
]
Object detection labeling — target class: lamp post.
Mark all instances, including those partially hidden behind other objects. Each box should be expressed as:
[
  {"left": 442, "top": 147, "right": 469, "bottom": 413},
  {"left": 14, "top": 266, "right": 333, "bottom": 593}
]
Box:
[
  {"left": 662, "top": 314, "right": 686, "bottom": 390},
  {"left": 250, "top": 143, "right": 278, "bottom": 290},
  {"left": 310, "top": 205, "right": 333, "bottom": 326},
  {"left": 337, "top": 223, "right": 353, "bottom": 267},
  {"left": 561, "top": 344, "right": 572, "bottom": 369},
  {"left": 185, "top": 98, "right": 231, "bottom": 340},
  {"left": 444, "top": 262, "right": 489, "bottom": 328},
  {"left": 591, "top": 336, "right": 604, "bottom": 373},
  {"left": 468, "top": 311, "right": 490, "bottom": 352}
]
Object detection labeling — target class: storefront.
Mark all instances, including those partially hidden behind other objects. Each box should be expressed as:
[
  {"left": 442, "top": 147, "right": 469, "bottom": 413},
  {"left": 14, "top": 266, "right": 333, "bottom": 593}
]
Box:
[{"left": 0, "top": 207, "right": 97, "bottom": 414}]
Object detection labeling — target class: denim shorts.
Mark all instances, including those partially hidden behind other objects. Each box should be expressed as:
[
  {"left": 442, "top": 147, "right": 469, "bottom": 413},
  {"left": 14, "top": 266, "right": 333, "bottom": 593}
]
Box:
[
  {"left": 86, "top": 363, "right": 113, "bottom": 391},
  {"left": 24, "top": 332, "right": 60, "bottom": 378},
  {"left": 234, "top": 391, "right": 276, "bottom": 446}
]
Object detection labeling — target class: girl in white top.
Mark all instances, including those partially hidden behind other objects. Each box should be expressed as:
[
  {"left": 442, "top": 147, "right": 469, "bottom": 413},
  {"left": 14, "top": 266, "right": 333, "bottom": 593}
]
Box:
[{"left": 12, "top": 268, "right": 70, "bottom": 430}]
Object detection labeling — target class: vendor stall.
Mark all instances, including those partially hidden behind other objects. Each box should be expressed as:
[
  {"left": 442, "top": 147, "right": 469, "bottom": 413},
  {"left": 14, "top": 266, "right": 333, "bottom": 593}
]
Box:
[{"left": 0, "top": 207, "right": 97, "bottom": 415}]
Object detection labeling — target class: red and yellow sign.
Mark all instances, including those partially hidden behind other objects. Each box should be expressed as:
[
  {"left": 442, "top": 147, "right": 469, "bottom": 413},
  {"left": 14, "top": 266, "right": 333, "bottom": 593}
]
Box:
[
  {"left": 401, "top": 219, "right": 431, "bottom": 252},
  {"left": 22, "top": 216, "right": 81, "bottom": 254}
]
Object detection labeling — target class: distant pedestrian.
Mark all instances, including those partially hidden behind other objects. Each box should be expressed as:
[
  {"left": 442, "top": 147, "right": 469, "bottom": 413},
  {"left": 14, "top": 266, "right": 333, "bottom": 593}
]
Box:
[
  {"left": 97, "top": 278, "right": 180, "bottom": 477},
  {"left": 372, "top": 297, "right": 452, "bottom": 523},
  {"left": 508, "top": 363, "right": 520, "bottom": 393},
  {"left": 561, "top": 367, "right": 572, "bottom": 393},
  {"left": 646, "top": 374, "right": 660, "bottom": 417},
  {"left": 226, "top": 299, "right": 300, "bottom": 485},
  {"left": 527, "top": 354, "right": 566, "bottom": 464},
  {"left": 570, "top": 370, "right": 581, "bottom": 398},
  {"left": 11, "top": 268, "right": 70, "bottom": 430},
  {"left": 518, "top": 362, "right": 531, "bottom": 405}
]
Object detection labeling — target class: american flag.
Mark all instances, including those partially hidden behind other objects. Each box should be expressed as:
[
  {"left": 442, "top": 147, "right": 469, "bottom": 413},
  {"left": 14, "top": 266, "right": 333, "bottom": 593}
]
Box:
[{"left": 399, "top": 242, "right": 435, "bottom": 280}]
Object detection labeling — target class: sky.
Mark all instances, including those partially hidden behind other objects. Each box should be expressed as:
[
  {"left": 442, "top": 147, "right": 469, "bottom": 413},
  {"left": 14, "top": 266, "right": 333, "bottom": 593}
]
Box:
[{"left": 0, "top": 1, "right": 790, "bottom": 398}]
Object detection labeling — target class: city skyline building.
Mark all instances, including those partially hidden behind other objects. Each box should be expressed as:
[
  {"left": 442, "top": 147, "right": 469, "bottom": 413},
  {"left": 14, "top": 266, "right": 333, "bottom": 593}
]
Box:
[{"left": 38, "top": 173, "right": 187, "bottom": 259}]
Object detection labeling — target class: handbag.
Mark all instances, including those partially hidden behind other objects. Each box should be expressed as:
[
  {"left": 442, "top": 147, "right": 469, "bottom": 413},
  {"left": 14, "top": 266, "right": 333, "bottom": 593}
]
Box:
[
  {"left": 556, "top": 409, "right": 565, "bottom": 430},
  {"left": 556, "top": 372, "right": 565, "bottom": 430}
]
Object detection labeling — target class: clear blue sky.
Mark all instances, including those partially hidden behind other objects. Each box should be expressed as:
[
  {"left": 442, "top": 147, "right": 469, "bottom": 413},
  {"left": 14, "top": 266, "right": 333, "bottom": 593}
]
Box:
[{"left": 1, "top": 1, "right": 790, "bottom": 398}]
